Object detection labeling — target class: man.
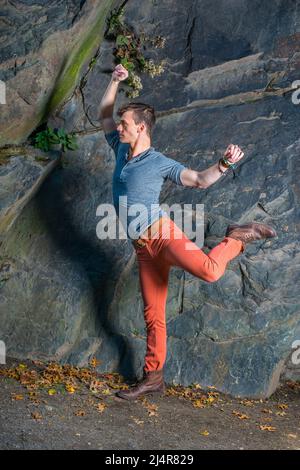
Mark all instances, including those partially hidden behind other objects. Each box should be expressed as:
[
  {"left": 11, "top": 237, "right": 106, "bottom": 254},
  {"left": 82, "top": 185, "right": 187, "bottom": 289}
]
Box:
[{"left": 99, "top": 64, "right": 276, "bottom": 400}]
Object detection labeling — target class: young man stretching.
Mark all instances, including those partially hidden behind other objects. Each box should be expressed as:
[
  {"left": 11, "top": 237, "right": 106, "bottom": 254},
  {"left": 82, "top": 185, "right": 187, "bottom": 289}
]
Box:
[{"left": 99, "top": 64, "right": 276, "bottom": 400}]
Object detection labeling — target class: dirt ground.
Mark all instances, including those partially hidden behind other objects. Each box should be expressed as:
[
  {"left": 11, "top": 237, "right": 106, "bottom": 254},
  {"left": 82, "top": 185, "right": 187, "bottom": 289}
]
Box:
[{"left": 0, "top": 358, "right": 299, "bottom": 450}]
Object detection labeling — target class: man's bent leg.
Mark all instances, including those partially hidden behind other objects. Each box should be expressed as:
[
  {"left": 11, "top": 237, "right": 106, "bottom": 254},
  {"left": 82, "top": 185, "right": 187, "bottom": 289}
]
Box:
[{"left": 159, "top": 220, "right": 243, "bottom": 283}]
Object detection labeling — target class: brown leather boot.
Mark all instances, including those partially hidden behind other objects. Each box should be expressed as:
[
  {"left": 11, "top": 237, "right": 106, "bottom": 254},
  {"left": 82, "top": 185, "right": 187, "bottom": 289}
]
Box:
[
  {"left": 226, "top": 222, "right": 277, "bottom": 248},
  {"left": 116, "top": 370, "right": 165, "bottom": 401}
]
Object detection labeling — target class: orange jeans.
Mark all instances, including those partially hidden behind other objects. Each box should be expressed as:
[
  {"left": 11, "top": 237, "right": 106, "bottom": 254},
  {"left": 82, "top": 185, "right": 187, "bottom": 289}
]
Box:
[{"left": 134, "top": 217, "right": 244, "bottom": 374}]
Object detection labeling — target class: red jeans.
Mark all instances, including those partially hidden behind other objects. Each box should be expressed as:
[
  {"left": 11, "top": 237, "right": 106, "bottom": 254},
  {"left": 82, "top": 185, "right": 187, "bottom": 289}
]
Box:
[{"left": 134, "top": 217, "right": 244, "bottom": 374}]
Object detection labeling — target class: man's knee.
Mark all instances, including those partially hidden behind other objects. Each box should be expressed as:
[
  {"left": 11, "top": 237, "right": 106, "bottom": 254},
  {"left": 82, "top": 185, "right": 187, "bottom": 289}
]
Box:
[
  {"left": 202, "top": 269, "right": 223, "bottom": 283},
  {"left": 200, "top": 258, "right": 225, "bottom": 283},
  {"left": 204, "top": 273, "right": 221, "bottom": 284}
]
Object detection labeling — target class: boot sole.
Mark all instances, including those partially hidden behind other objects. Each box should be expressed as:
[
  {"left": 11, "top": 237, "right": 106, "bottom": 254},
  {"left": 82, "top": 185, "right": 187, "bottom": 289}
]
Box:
[
  {"left": 116, "top": 386, "right": 165, "bottom": 401},
  {"left": 226, "top": 222, "right": 277, "bottom": 238}
]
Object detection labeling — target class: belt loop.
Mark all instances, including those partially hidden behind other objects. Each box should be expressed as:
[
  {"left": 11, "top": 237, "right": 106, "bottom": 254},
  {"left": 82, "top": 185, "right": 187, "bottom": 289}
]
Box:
[
  {"left": 132, "top": 238, "right": 147, "bottom": 249},
  {"left": 132, "top": 216, "right": 169, "bottom": 249}
]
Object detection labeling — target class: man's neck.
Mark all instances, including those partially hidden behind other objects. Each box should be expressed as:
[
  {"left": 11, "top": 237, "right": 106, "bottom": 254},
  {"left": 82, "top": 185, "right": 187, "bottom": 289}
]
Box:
[{"left": 128, "top": 140, "right": 152, "bottom": 159}]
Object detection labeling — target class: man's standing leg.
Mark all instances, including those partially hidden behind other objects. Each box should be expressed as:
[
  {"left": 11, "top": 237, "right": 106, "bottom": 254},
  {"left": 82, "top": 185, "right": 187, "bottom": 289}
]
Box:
[
  {"left": 116, "top": 245, "right": 170, "bottom": 400},
  {"left": 138, "top": 249, "right": 171, "bottom": 373}
]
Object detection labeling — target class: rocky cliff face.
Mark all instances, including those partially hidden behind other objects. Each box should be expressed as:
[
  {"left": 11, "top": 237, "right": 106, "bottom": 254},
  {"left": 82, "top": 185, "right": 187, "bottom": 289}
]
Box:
[{"left": 0, "top": 0, "right": 299, "bottom": 397}]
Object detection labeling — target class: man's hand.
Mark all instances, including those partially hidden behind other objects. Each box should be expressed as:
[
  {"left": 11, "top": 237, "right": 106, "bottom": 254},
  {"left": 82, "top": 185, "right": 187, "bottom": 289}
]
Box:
[
  {"left": 112, "top": 64, "right": 129, "bottom": 82},
  {"left": 181, "top": 143, "right": 245, "bottom": 189},
  {"left": 223, "top": 144, "right": 244, "bottom": 165}
]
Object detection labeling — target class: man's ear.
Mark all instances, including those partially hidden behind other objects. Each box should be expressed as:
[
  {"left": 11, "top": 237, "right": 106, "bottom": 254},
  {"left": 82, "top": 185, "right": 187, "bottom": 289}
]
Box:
[{"left": 138, "top": 122, "right": 146, "bottom": 133}]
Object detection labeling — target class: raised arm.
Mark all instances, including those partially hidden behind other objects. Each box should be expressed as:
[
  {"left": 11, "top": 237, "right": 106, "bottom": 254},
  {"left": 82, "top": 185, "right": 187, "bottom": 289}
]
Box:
[
  {"left": 99, "top": 64, "right": 129, "bottom": 133},
  {"left": 180, "top": 144, "right": 245, "bottom": 189}
]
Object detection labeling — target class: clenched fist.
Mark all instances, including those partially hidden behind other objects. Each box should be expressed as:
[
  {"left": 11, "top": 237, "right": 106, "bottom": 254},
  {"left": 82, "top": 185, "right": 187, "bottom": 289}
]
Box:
[
  {"left": 112, "top": 64, "right": 129, "bottom": 82},
  {"left": 223, "top": 144, "right": 244, "bottom": 165}
]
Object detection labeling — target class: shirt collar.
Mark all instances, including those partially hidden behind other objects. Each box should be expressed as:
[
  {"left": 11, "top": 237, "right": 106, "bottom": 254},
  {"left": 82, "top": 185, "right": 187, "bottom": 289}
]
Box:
[{"left": 125, "top": 146, "right": 154, "bottom": 162}]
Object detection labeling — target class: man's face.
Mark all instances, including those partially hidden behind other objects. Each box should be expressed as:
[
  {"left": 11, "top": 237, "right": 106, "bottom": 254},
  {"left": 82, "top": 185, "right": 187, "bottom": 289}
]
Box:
[{"left": 116, "top": 110, "right": 143, "bottom": 143}]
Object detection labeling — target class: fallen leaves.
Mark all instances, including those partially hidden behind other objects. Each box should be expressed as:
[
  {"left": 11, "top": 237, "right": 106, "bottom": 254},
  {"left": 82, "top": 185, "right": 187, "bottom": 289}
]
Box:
[
  {"left": 96, "top": 402, "right": 106, "bottom": 414},
  {"left": 259, "top": 425, "right": 277, "bottom": 432},
  {"left": 89, "top": 379, "right": 113, "bottom": 396},
  {"left": 232, "top": 410, "right": 250, "bottom": 420},
  {"left": 0, "top": 360, "right": 129, "bottom": 421},
  {"left": 165, "top": 381, "right": 293, "bottom": 435},
  {"left": 167, "top": 384, "right": 220, "bottom": 409},
  {"left": 140, "top": 398, "right": 158, "bottom": 417},
  {"left": 89, "top": 379, "right": 105, "bottom": 393},
  {"left": 240, "top": 399, "right": 254, "bottom": 407},
  {"left": 89, "top": 357, "right": 101, "bottom": 368},
  {"left": 31, "top": 412, "right": 43, "bottom": 420},
  {"left": 193, "top": 383, "right": 202, "bottom": 390},
  {"left": 277, "top": 403, "right": 288, "bottom": 410},
  {"left": 28, "top": 391, "right": 40, "bottom": 404},
  {"left": 11, "top": 393, "right": 24, "bottom": 401},
  {"left": 276, "top": 411, "right": 287, "bottom": 417},
  {"left": 193, "top": 392, "right": 219, "bottom": 408},
  {"left": 131, "top": 417, "right": 144, "bottom": 426},
  {"left": 193, "top": 400, "right": 206, "bottom": 409},
  {"left": 260, "top": 416, "right": 273, "bottom": 423},
  {"left": 1, "top": 360, "right": 297, "bottom": 441},
  {"left": 0, "top": 361, "right": 126, "bottom": 399},
  {"left": 286, "top": 380, "right": 300, "bottom": 391},
  {"left": 65, "top": 384, "right": 77, "bottom": 394}
]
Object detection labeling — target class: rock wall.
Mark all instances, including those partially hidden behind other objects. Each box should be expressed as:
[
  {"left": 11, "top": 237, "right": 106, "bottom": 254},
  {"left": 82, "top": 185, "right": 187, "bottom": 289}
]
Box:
[{"left": 0, "top": 0, "right": 300, "bottom": 397}]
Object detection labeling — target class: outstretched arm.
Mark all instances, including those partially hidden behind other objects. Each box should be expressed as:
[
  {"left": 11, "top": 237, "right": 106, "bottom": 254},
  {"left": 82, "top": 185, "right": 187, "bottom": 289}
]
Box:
[
  {"left": 180, "top": 144, "right": 244, "bottom": 189},
  {"left": 99, "top": 64, "right": 129, "bottom": 133}
]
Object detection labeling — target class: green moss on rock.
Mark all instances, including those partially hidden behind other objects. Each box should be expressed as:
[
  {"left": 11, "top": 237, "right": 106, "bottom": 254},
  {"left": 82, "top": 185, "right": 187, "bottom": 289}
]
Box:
[{"left": 46, "top": 0, "right": 115, "bottom": 116}]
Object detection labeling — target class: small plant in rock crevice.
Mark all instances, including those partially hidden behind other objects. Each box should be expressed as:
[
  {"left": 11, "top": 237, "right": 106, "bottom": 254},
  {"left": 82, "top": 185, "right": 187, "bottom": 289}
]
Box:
[
  {"left": 104, "top": 5, "right": 167, "bottom": 98},
  {"left": 32, "top": 127, "right": 79, "bottom": 153}
]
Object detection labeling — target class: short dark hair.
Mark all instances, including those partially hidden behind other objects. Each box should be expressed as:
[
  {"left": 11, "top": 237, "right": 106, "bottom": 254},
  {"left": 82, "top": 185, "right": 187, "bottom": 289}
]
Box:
[{"left": 117, "top": 102, "right": 156, "bottom": 137}]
